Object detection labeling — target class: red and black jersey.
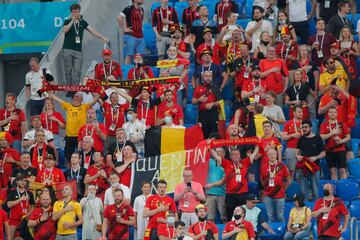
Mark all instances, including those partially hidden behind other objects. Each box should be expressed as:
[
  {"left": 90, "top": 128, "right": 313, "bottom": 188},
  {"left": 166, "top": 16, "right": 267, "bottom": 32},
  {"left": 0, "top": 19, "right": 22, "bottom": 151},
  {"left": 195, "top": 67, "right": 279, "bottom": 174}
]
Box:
[
  {"left": 127, "top": 66, "right": 155, "bottom": 97},
  {"left": 104, "top": 203, "right": 135, "bottom": 240},
  {"left": 215, "top": 0, "right": 239, "bottom": 30},
  {"left": 182, "top": 7, "right": 200, "bottom": 35},
  {"left": 152, "top": 6, "right": 179, "bottom": 34},
  {"left": 95, "top": 61, "right": 123, "bottom": 81},
  {"left": 121, "top": 5, "right": 144, "bottom": 38}
]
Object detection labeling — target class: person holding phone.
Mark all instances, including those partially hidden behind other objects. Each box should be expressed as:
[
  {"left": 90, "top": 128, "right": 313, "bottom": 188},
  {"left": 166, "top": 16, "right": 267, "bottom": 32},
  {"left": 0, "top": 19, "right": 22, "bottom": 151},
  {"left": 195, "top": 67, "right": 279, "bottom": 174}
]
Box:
[{"left": 174, "top": 169, "right": 206, "bottom": 229}]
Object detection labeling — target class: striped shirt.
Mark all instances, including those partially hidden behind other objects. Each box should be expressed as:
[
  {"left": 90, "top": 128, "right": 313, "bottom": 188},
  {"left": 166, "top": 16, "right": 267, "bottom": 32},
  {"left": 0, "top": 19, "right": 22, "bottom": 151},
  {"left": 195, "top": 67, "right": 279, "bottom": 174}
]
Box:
[
  {"left": 182, "top": 7, "right": 200, "bottom": 35},
  {"left": 215, "top": 0, "right": 239, "bottom": 30},
  {"left": 120, "top": 5, "right": 144, "bottom": 38},
  {"left": 152, "top": 6, "right": 179, "bottom": 34}
]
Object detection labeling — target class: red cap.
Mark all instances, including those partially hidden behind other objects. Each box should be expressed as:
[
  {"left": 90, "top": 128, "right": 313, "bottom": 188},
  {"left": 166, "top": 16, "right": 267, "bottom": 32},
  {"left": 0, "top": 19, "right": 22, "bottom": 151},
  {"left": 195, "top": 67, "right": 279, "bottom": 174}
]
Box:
[
  {"left": 0, "top": 132, "right": 13, "bottom": 145},
  {"left": 102, "top": 49, "right": 112, "bottom": 55},
  {"left": 31, "top": 115, "right": 41, "bottom": 121},
  {"left": 330, "top": 42, "right": 340, "bottom": 49}
]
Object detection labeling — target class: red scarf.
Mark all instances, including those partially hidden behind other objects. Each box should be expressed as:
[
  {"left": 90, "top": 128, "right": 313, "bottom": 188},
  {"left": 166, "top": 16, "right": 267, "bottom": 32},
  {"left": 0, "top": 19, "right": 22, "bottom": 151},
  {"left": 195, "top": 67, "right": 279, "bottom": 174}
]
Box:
[{"left": 32, "top": 144, "right": 47, "bottom": 170}]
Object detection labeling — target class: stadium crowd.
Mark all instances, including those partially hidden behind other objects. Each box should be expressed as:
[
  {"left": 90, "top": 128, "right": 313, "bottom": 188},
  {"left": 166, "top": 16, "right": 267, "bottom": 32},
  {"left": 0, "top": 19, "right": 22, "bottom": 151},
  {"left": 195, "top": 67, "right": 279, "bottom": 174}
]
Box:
[{"left": 1, "top": 0, "right": 360, "bottom": 239}]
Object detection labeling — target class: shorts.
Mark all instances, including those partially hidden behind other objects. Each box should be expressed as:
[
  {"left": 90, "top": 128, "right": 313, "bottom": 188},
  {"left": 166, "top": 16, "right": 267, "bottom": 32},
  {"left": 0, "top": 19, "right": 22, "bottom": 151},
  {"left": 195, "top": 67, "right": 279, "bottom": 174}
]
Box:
[
  {"left": 285, "top": 148, "right": 297, "bottom": 171},
  {"left": 124, "top": 34, "right": 145, "bottom": 56},
  {"left": 325, "top": 151, "right": 347, "bottom": 169}
]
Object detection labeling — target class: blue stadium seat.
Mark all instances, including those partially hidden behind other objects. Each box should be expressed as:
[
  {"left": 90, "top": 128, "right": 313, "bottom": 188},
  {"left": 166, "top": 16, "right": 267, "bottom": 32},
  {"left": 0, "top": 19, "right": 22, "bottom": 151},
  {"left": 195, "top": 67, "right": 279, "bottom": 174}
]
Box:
[
  {"left": 286, "top": 181, "right": 302, "bottom": 201},
  {"left": 346, "top": 13, "right": 360, "bottom": 25},
  {"left": 217, "top": 224, "right": 225, "bottom": 240},
  {"left": 222, "top": 79, "right": 234, "bottom": 101},
  {"left": 257, "top": 202, "right": 269, "bottom": 221},
  {"left": 350, "top": 200, "right": 360, "bottom": 219},
  {"left": 349, "top": 158, "right": 360, "bottom": 178},
  {"left": 248, "top": 181, "right": 259, "bottom": 197},
  {"left": 224, "top": 102, "right": 233, "bottom": 122},
  {"left": 150, "top": 2, "right": 174, "bottom": 17},
  {"left": 320, "top": 158, "right": 331, "bottom": 179},
  {"left": 244, "top": 0, "right": 254, "bottom": 18},
  {"left": 201, "top": 1, "right": 217, "bottom": 20},
  {"left": 305, "top": 201, "right": 315, "bottom": 210},
  {"left": 308, "top": 18, "right": 316, "bottom": 35},
  {"left": 187, "top": 85, "right": 194, "bottom": 103},
  {"left": 184, "top": 103, "right": 198, "bottom": 124},
  {"left": 121, "top": 64, "right": 133, "bottom": 79},
  {"left": 143, "top": 23, "right": 157, "bottom": 54},
  {"left": 319, "top": 179, "right": 337, "bottom": 198},
  {"left": 236, "top": 18, "right": 251, "bottom": 29},
  {"left": 284, "top": 202, "right": 293, "bottom": 223},
  {"left": 174, "top": 2, "right": 189, "bottom": 20},
  {"left": 311, "top": 118, "right": 319, "bottom": 134},
  {"left": 259, "top": 222, "right": 286, "bottom": 240},
  {"left": 336, "top": 179, "right": 360, "bottom": 201},
  {"left": 351, "top": 117, "right": 360, "bottom": 138},
  {"left": 150, "top": 66, "right": 160, "bottom": 78}
]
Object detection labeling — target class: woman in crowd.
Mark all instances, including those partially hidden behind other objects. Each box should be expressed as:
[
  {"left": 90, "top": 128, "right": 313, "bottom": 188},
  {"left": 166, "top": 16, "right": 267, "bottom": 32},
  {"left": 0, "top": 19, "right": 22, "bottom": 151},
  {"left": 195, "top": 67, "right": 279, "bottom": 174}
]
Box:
[
  {"left": 275, "top": 10, "right": 296, "bottom": 43},
  {"left": 253, "top": 31, "right": 272, "bottom": 60}
]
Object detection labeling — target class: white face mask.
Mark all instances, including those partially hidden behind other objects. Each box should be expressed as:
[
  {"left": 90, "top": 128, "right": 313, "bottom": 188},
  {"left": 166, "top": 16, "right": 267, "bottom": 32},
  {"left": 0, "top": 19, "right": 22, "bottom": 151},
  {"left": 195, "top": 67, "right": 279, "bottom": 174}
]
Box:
[
  {"left": 164, "top": 116, "right": 173, "bottom": 124},
  {"left": 87, "top": 192, "right": 95, "bottom": 199},
  {"left": 167, "top": 216, "right": 175, "bottom": 225},
  {"left": 111, "top": 182, "right": 120, "bottom": 188}
]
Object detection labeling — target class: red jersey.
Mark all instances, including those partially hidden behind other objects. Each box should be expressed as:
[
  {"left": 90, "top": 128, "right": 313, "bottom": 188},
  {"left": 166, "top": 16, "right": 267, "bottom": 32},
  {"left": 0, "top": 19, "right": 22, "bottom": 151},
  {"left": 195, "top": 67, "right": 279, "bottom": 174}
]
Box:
[
  {"left": 118, "top": 163, "right": 132, "bottom": 187},
  {"left": 29, "top": 207, "right": 56, "bottom": 240},
  {"left": 39, "top": 112, "right": 65, "bottom": 135},
  {"left": 242, "top": 80, "right": 268, "bottom": 105},
  {"left": 259, "top": 136, "right": 281, "bottom": 156},
  {"left": 283, "top": 119, "right": 302, "bottom": 148},
  {"left": 145, "top": 194, "right": 177, "bottom": 229},
  {"left": 320, "top": 121, "right": 350, "bottom": 152},
  {"left": 259, "top": 58, "right": 289, "bottom": 94},
  {"left": 275, "top": 41, "right": 299, "bottom": 70},
  {"left": 131, "top": 98, "right": 162, "bottom": 127},
  {"left": 86, "top": 165, "right": 111, "bottom": 197},
  {"left": 36, "top": 167, "right": 66, "bottom": 185},
  {"left": 221, "top": 157, "right": 251, "bottom": 194},
  {"left": 319, "top": 93, "right": 347, "bottom": 123},
  {"left": 182, "top": 7, "right": 200, "bottom": 35},
  {"left": 78, "top": 123, "right": 107, "bottom": 152},
  {"left": 104, "top": 203, "right": 134, "bottom": 240},
  {"left": 223, "top": 219, "right": 256, "bottom": 238},
  {"left": 95, "top": 61, "right": 123, "bottom": 81},
  {"left": 0, "top": 209, "right": 8, "bottom": 240},
  {"left": 0, "top": 108, "right": 26, "bottom": 140},
  {"left": 0, "top": 148, "right": 20, "bottom": 188},
  {"left": 102, "top": 102, "right": 128, "bottom": 136},
  {"left": 313, "top": 197, "right": 348, "bottom": 238},
  {"left": 260, "top": 162, "right": 290, "bottom": 199},
  {"left": 157, "top": 103, "right": 184, "bottom": 125},
  {"left": 196, "top": 42, "right": 223, "bottom": 65},
  {"left": 193, "top": 85, "right": 219, "bottom": 111},
  {"left": 189, "top": 221, "right": 219, "bottom": 239},
  {"left": 158, "top": 223, "right": 176, "bottom": 238}
]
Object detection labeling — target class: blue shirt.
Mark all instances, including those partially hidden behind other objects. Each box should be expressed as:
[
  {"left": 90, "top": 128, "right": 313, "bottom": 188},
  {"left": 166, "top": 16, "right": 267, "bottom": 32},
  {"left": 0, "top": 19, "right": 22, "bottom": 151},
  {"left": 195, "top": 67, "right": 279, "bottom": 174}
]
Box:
[
  {"left": 194, "top": 63, "right": 225, "bottom": 88},
  {"left": 206, "top": 158, "right": 226, "bottom": 196}
]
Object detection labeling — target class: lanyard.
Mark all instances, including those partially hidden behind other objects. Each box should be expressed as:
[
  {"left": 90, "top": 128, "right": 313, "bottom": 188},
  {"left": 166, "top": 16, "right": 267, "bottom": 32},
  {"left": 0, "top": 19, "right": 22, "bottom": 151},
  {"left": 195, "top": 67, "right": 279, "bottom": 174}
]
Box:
[
  {"left": 103, "top": 60, "right": 113, "bottom": 79},
  {"left": 160, "top": 7, "right": 169, "bottom": 22},
  {"left": 252, "top": 80, "right": 262, "bottom": 92},
  {"left": 199, "top": 221, "right": 207, "bottom": 234},
  {"left": 201, "top": 63, "right": 212, "bottom": 73},
  {"left": 74, "top": 21, "right": 80, "bottom": 36},
  {"left": 70, "top": 168, "right": 81, "bottom": 182},
  {"left": 16, "top": 188, "right": 28, "bottom": 213},
  {"left": 133, "top": 68, "right": 141, "bottom": 80},
  {"left": 293, "top": 119, "right": 301, "bottom": 133},
  {"left": 316, "top": 34, "right": 325, "bottom": 50},
  {"left": 338, "top": 14, "right": 347, "bottom": 25},
  {"left": 218, "top": 0, "right": 229, "bottom": 20},
  {"left": 293, "top": 84, "right": 301, "bottom": 100},
  {"left": 46, "top": 114, "right": 52, "bottom": 132},
  {"left": 141, "top": 101, "right": 149, "bottom": 122},
  {"left": 83, "top": 152, "right": 92, "bottom": 167},
  {"left": 232, "top": 42, "right": 240, "bottom": 57},
  {"left": 111, "top": 105, "right": 120, "bottom": 124},
  {"left": 117, "top": 141, "right": 127, "bottom": 154},
  {"left": 233, "top": 162, "right": 241, "bottom": 174},
  {"left": 268, "top": 161, "right": 278, "bottom": 178},
  {"left": 86, "top": 124, "right": 95, "bottom": 136},
  {"left": 329, "top": 120, "right": 339, "bottom": 132},
  {"left": 43, "top": 168, "right": 54, "bottom": 181},
  {"left": 323, "top": 197, "right": 334, "bottom": 209},
  {"left": 281, "top": 41, "right": 292, "bottom": 60}
]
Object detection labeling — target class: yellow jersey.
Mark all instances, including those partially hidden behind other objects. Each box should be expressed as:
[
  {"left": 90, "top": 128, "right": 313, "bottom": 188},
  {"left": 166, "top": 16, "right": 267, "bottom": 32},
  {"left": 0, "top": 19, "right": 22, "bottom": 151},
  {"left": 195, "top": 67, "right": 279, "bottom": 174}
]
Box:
[
  {"left": 319, "top": 68, "right": 348, "bottom": 91},
  {"left": 61, "top": 102, "right": 91, "bottom": 137},
  {"left": 53, "top": 200, "right": 82, "bottom": 235}
]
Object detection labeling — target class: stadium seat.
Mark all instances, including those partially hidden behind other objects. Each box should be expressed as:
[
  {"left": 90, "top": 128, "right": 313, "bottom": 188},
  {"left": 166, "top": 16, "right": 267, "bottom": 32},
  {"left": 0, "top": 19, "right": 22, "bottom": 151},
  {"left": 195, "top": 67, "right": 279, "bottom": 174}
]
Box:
[
  {"left": 248, "top": 181, "right": 259, "bottom": 197},
  {"left": 142, "top": 23, "right": 157, "bottom": 54},
  {"left": 319, "top": 179, "right": 337, "bottom": 198},
  {"left": 346, "top": 13, "right": 360, "bottom": 25},
  {"left": 336, "top": 179, "right": 360, "bottom": 201},
  {"left": 308, "top": 18, "right": 316, "bottom": 35},
  {"left": 286, "top": 181, "right": 302, "bottom": 201},
  {"left": 305, "top": 201, "right": 315, "bottom": 210},
  {"left": 217, "top": 224, "right": 225, "bottom": 240},
  {"left": 222, "top": 79, "right": 234, "bottom": 101},
  {"left": 244, "top": 0, "right": 254, "bottom": 18},
  {"left": 236, "top": 18, "right": 251, "bottom": 29},
  {"left": 351, "top": 117, "right": 360, "bottom": 138},
  {"left": 259, "top": 222, "right": 286, "bottom": 240},
  {"left": 187, "top": 85, "right": 194, "bottom": 103},
  {"left": 320, "top": 158, "right": 331, "bottom": 179},
  {"left": 284, "top": 202, "right": 293, "bottom": 223},
  {"left": 201, "top": 1, "right": 217, "bottom": 20},
  {"left": 224, "top": 102, "right": 233, "bottom": 122},
  {"left": 150, "top": 66, "right": 160, "bottom": 78},
  {"left": 350, "top": 200, "right": 360, "bottom": 219},
  {"left": 349, "top": 158, "right": 360, "bottom": 178},
  {"left": 257, "top": 202, "right": 269, "bottom": 221},
  {"left": 174, "top": 2, "right": 189, "bottom": 20},
  {"left": 121, "top": 64, "right": 133, "bottom": 79},
  {"left": 184, "top": 103, "right": 198, "bottom": 124}
]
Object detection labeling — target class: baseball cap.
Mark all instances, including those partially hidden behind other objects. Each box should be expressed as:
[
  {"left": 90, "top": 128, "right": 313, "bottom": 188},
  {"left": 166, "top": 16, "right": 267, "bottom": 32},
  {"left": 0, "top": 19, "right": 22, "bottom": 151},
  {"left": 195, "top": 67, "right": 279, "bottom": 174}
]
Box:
[{"left": 102, "top": 49, "right": 112, "bottom": 55}]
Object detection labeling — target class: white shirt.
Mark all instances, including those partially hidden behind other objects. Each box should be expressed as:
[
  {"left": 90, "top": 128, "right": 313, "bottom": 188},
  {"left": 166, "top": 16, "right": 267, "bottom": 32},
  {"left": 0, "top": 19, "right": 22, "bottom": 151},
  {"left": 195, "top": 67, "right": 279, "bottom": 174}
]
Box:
[
  {"left": 25, "top": 69, "right": 51, "bottom": 100},
  {"left": 23, "top": 128, "right": 54, "bottom": 149},
  {"left": 356, "top": 19, "right": 360, "bottom": 32},
  {"left": 242, "top": 205, "right": 261, "bottom": 232},
  {"left": 245, "top": 20, "right": 274, "bottom": 52},
  {"left": 287, "top": 0, "right": 307, "bottom": 22},
  {"left": 105, "top": 88, "right": 127, "bottom": 105},
  {"left": 104, "top": 183, "right": 131, "bottom": 206},
  {"left": 134, "top": 194, "right": 150, "bottom": 240}
]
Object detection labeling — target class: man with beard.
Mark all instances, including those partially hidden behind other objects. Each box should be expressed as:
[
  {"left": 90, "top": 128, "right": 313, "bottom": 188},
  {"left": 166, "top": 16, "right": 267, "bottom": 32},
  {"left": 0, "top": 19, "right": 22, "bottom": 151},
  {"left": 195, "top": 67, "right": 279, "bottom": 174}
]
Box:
[
  {"left": 52, "top": 185, "right": 83, "bottom": 239},
  {"left": 28, "top": 193, "right": 56, "bottom": 240},
  {"left": 102, "top": 188, "right": 135, "bottom": 240},
  {"left": 241, "top": 66, "right": 267, "bottom": 105},
  {"left": 318, "top": 86, "right": 349, "bottom": 123},
  {"left": 295, "top": 120, "right": 325, "bottom": 201},
  {"left": 192, "top": 70, "right": 222, "bottom": 138},
  {"left": 29, "top": 129, "right": 56, "bottom": 171},
  {"left": 189, "top": 204, "right": 219, "bottom": 239},
  {"left": 319, "top": 56, "right": 349, "bottom": 95},
  {"left": 157, "top": 90, "right": 184, "bottom": 126},
  {"left": 64, "top": 152, "right": 86, "bottom": 200},
  {"left": 95, "top": 49, "right": 123, "bottom": 81},
  {"left": 11, "top": 152, "right": 37, "bottom": 185},
  {"left": 214, "top": 0, "right": 239, "bottom": 30},
  {"left": 275, "top": 26, "right": 299, "bottom": 71},
  {"left": 222, "top": 206, "right": 256, "bottom": 239}
]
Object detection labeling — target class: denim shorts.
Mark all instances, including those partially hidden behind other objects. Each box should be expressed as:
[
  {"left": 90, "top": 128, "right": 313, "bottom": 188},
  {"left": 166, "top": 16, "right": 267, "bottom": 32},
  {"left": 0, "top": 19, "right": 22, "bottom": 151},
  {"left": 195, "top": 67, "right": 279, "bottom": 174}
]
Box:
[{"left": 124, "top": 34, "right": 145, "bottom": 56}]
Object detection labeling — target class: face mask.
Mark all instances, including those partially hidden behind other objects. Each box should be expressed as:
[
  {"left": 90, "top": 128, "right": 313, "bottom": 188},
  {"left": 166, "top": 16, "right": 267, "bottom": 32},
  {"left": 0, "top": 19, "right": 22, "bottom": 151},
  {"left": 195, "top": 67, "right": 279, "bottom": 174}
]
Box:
[
  {"left": 279, "top": 19, "right": 286, "bottom": 25},
  {"left": 323, "top": 189, "right": 331, "bottom": 197},
  {"left": 164, "top": 116, "right": 173, "bottom": 124},
  {"left": 167, "top": 216, "right": 175, "bottom": 225},
  {"left": 262, "top": 41, "right": 270, "bottom": 46},
  {"left": 233, "top": 214, "right": 242, "bottom": 220},
  {"left": 198, "top": 216, "right": 207, "bottom": 222},
  {"left": 87, "top": 193, "right": 95, "bottom": 199},
  {"left": 127, "top": 113, "right": 133, "bottom": 121}
]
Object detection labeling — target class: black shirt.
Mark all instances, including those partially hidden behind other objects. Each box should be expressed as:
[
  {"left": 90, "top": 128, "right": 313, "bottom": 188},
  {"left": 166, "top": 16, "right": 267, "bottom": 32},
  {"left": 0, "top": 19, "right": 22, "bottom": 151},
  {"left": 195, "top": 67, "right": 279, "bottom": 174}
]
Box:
[
  {"left": 297, "top": 134, "right": 324, "bottom": 165},
  {"left": 79, "top": 149, "right": 95, "bottom": 170},
  {"left": 11, "top": 167, "right": 37, "bottom": 180},
  {"left": 326, "top": 14, "right": 354, "bottom": 39},
  {"left": 285, "top": 83, "right": 311, "bottom": 102},
  {"left": 107, "top": 141, "right": 137, "bottom": 166},
  {"left": 317, "top": 0, "right": 341, "bottom": 23},
  {"left": 64, "top": 167, "right": 87, "bottom": 200}
]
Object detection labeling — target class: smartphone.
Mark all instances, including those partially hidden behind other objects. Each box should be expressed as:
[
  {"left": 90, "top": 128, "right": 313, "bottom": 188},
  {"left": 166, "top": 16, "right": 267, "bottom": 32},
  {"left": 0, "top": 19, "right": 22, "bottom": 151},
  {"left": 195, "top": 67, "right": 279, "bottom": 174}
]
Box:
[{"left": 186, "top": 182, "right": 192, "bottom": 188}]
